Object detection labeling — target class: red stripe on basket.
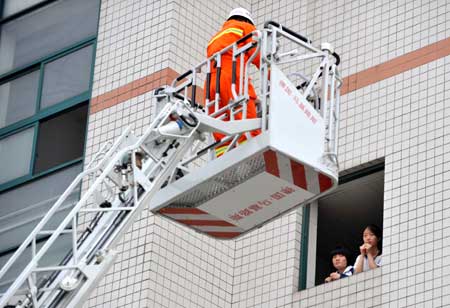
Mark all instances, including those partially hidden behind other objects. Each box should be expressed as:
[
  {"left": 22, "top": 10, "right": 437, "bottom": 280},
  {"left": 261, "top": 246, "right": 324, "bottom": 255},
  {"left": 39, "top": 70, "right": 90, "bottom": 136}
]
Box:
[
  {"left": 177, "top": 220, "right": 236, "bottom": 227},
  {"left": 206, "top": 232, "right": 241, "bottom": 238},
  {"left": 263, "top": 150, "right": 280, "bottom": 177},
  {"left": 318, "top": 173, "right": 333, "bottom": 192},
  {"left": 158, "top": 208, "right": 208, "bottom": 215},
  {"left": 290, "top": 160, "right": 307, "bottom": 190}
]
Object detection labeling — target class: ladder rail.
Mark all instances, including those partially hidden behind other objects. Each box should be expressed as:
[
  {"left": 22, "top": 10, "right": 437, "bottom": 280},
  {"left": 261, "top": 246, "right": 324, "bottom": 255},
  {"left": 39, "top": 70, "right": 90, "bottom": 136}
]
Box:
[
  {"left": 0, "top": 201, "right": 75, "bottom": 236},
  {"left": 0, "top": 128, "right": 133, "bottom": 307},
  {"left": 0, "top": 127, "right": 132, "bottom": 287},
  {"left": 0, "top": 101, "right": 189, "bottom": 307},
  {"left": 35, "top": 107, "right": 199, "bottom": 308}
]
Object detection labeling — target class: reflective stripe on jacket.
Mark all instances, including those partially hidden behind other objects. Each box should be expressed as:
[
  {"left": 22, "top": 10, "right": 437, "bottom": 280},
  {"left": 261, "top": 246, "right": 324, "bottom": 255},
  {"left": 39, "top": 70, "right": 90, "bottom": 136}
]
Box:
[{"left": 207, "top": 19, "right": 260, "bottom": 69}]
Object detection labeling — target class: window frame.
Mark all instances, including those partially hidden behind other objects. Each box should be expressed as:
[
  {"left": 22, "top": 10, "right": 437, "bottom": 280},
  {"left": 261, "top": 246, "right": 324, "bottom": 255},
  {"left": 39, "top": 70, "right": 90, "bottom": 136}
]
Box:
[
  {"left": 0, "top": 0, "right": 98, "bottom": 192},
  {"left": 298, "top": 161, "right": 385, "bottom": 291},
  {"left": 0, "top": 103, "right": 89, "bottom": 192},
  {"left": 0, "top": 0, "right": 58, "bottom": 24},
  {"left": 298, "top": 204, "right": 310, "bottom": 290},
  {"left": 0, "top": 123, "right": 37, "bottom": 186}
]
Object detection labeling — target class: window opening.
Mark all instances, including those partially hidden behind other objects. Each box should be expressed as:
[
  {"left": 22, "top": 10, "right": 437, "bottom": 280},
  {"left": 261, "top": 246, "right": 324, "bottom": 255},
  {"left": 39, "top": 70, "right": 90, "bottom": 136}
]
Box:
[
  {"left": 315, "top": 168, "right": 384, "bottom": 285},
  {"left": 34, "top": 103, "right": 88, "bottom": 173}
]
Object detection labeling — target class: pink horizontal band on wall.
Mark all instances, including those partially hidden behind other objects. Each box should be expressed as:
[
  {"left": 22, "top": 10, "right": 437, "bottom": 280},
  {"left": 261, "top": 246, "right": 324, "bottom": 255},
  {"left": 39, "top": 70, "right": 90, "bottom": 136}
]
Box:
[
  {"left": 90, "top": 67, "right": 205, "bottom": 114},
  {"left": 342, "top": 36, "right": 450, "bottom": 94},
  {"left": 90, "top": 67, "right": 179, "bottom": 114},
  {"left": 90, "top": 36, "right": 450, "bottom": 114}
]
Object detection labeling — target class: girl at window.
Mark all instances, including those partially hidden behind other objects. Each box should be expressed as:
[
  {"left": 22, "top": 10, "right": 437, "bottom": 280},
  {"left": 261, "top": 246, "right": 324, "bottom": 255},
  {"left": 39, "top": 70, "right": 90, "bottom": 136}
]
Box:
[
  {"left": 324, "top": 246, "right": 354, "bottom": 283},
  {"left": 354, "top": 224, "right": 382, "bottom": 273}
]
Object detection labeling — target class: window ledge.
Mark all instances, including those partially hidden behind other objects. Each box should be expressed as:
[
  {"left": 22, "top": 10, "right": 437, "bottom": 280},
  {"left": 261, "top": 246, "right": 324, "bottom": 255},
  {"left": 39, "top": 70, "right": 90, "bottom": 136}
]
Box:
[{"left": 294, "top": 267, "right": 383, "bottom": 302}]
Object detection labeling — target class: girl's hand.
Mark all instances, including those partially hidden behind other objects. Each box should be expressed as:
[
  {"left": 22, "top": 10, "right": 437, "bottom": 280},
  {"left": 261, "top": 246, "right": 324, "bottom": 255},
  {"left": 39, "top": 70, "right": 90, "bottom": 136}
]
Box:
[
  {"left": 364, "top": 243, "right": 373, "bottom": 255},
  {"left": 330, "top": 272, "right": 340, "bottom": 280},
  {"left": 359, "top": 244, "right": 367, "bottom": 255}
]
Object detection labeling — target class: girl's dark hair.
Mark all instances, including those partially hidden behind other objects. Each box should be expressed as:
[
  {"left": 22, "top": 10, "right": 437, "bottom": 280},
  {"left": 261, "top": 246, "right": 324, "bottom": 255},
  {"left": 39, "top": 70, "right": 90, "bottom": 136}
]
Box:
[
  {"left": 227, "top": 15, "right": 254, "bottom": 25},
  {"left": 365, "top": 224, "right": 382, "bottom": 254}
]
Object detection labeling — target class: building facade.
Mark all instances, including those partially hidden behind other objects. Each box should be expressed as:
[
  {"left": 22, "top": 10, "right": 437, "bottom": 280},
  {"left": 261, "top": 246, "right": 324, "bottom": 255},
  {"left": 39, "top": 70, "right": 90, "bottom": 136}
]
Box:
[
  {"left": 83, "top": 0, "right": 450, "bottom": 307},
  {"left": 1, "top": 0, "right": 449, "bottom": 307}
]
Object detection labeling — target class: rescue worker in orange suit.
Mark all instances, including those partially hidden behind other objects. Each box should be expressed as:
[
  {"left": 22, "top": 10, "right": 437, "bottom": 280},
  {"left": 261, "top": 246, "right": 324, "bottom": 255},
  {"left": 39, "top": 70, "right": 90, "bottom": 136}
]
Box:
[{"left": 206, "top": 8, "right": 261, "bottom": 157}]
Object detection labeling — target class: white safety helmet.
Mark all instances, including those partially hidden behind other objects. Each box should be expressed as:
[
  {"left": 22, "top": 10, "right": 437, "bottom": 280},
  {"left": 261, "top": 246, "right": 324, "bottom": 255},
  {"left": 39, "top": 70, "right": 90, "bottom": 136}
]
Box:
[{"left": 228, "top": 7, "right": 255, "bottom": 25}]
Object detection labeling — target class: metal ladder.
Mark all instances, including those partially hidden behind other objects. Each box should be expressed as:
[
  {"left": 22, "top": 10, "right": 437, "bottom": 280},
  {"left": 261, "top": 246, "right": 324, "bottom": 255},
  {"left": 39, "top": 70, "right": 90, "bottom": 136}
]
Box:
[
  {"left": 0, "top": 20, "right": 341, "bottom": 308},
  {"left": 0, "top": 100, "right": 201, "bottom": 308}
]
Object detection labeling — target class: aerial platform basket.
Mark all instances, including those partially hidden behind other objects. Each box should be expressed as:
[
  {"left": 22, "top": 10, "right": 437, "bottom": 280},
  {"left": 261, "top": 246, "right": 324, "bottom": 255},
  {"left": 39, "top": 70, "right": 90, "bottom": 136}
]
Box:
[{"left": 150, "top": 21, "right": 342, "bottom": 239}]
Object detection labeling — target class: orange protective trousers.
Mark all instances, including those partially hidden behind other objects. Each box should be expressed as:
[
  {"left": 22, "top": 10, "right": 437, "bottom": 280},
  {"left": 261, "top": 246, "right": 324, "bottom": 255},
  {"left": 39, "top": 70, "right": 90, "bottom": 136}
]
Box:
[{"left": 205, "top": 19, "right": 262, "bottom": 154}]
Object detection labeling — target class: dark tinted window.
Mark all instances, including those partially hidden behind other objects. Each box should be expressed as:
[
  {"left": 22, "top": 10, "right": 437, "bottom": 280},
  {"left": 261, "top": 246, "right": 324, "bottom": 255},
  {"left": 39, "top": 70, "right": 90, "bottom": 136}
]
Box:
[{"left": 34, "top": 103, "right": 88, "bottom": 173}]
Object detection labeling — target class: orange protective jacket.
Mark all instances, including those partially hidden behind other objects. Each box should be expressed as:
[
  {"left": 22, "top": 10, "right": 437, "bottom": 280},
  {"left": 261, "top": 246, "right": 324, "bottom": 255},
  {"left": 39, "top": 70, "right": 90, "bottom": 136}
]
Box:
[{"left": 205, "top": 19, "right": 261, "bottom": 149}]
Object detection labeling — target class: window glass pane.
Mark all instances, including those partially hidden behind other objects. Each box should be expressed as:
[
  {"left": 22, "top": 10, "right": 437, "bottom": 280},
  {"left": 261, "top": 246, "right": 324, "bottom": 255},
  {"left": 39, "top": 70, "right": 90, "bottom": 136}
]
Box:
[
  {"left": 0, "top": 0, "right": 100, "bottom": 75},
  {"left": 34, "top": 104, "right": 88, "bottom": 173},
  {"left": 41, "top": 45, "right": 93, "bottom": 109},
  {"left": 0, "top": 127, "right": 34, "bottom": 184},
  {"left": 0, "top": 163, "right": 81, "bottom": 293},
  {"left": 0, "top": 70, "right": 39, "bottom": 128},
  {"left": 0, "top": 234, "right": 72, "bottom": 293},
  {"left": 3, "top": 0, "right": 46, "bottom": 18},
  {"left": 0, "top": 163, "right": 81, "bottom": 254}
]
